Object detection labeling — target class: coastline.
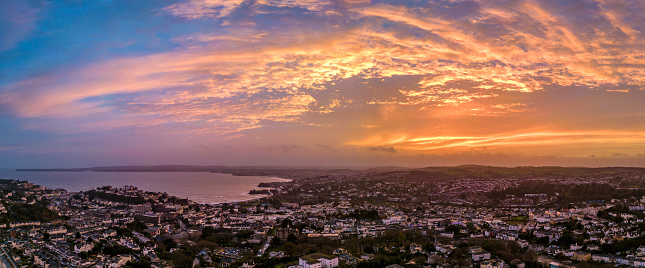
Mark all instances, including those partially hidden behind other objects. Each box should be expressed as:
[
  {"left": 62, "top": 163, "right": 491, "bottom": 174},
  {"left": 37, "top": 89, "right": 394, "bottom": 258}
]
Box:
[
  {"left": 217, "top": 175, "right": 289, "bottom": 205},
  {"left": 209, "top": 192, "right": 273, "bottom": 205},
  {"left": 266, "top": 176, "right": 292, "bottom": 182},
  {"left": 0, "top": 170, "right": 291, "bottom": 205}
]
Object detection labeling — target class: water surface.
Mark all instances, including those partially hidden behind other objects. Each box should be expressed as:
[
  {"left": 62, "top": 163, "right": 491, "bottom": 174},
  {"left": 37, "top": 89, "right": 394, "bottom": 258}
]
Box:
[{"left": 0, "top": 169, "right": 287, "bottom": 204}]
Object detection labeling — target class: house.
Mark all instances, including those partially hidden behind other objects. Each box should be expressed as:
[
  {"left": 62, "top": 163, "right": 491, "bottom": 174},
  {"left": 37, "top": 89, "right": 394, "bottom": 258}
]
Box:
[
  {"left": 436, "top": 243, "right": 454, "bottom": 254},
  {"left": 135, "top": 213, "right": 161, "bottom": 224},
  {"left": 469, "top": 246, "right": 491, "bottom": 261},
  {"left": 616, "top": 257, "right": 633, "bottom": 266},
  {"left": 440, "top": 232, "right": 454, "bottom": 238},
  {"left": 592, "top": 254, "right": 611, "bottom": 263},
  {"left": 573, "top": 251, "right": 591, "bottom": 261},
  {"left": 333, "top": 248, "right": 348, "bottom": 255},
  {"left": 361, "top": 253, "right": 375, "bottom": 261},
  {"left": 586, "top": 245, "right": 599, "bottom": 251},
  {"left": 570, "top": 243, "right": 583, "bottom": 250},
  {"left": 410, "top": 243, "right": 424, "bottom": 254},
  {"left": 528, "top": 244, "right": 545, "bottom": 252},
  {"left": 74, "top": 243, "right": 93, "bottom": 254},
  {"left": 633, "top": 258, "right": 645, "bottom": 267},
  {"left": 104, "top": 229, "right": 117, "bottom": 238},
  {"left": 339, "top": 254, "right": 358, "bottom": 265},
  {"left": 481, "top": 259, "right": 504, "bottom": 268},
  {"left": 510, "top": 259, "right": 525, "bottom": 268}
]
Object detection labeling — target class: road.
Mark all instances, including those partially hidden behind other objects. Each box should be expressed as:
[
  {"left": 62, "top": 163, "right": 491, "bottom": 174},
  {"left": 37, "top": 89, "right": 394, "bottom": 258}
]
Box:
[
  {"left": 0, "top": 246, "right": 18, "bottom": 268},
  {"left": 257, "top": 235, "right": 274, "bottom": 257}
]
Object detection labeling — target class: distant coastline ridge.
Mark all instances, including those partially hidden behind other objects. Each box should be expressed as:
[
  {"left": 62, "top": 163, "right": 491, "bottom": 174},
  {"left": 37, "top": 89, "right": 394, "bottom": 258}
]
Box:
[{"left": 16, "top": 165, "right": 294, "bottom": 180}]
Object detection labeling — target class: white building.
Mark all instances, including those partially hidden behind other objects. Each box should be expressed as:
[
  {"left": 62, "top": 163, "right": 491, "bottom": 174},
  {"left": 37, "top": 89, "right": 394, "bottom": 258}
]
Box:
[
  {"left": 469, "top": 246, "right": 491, "bottom": 262},
  {"left": 299, "top": 253, "right": 339, "bottom": 268},
  {"left": 74, "top": 243, "right": 93, "bottom": 254}
]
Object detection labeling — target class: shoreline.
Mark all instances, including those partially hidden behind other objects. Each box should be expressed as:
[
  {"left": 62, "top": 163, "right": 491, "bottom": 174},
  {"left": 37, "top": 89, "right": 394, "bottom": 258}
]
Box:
[
  {"left": 208, "top": 192, "right": 273, "bottom": 205},
  {"left": 265, "top": 176, "right": 292, "bottom": 182},
  {"left": 215, "top": 175, "right": 288, "bottom": 205},
  {"left": 1, "top": 170, "right": 291, "bottom": 205}
]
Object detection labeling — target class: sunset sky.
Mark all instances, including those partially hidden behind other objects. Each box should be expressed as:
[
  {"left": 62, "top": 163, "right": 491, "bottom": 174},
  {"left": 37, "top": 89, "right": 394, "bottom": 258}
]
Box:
[{"left": 1, "top": 0, "right": 644, "bottom": 168}]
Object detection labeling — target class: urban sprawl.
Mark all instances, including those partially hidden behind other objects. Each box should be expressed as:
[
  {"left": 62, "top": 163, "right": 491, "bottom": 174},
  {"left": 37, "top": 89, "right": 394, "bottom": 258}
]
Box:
[{"left": 2, "top": 167, "right": 645, "bottom": 268}]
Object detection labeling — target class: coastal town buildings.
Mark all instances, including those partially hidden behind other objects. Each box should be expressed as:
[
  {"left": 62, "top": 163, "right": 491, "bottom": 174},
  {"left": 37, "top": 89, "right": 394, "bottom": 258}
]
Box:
[{"left": 1, "top": 171, "right": 645, "bottom": 267}]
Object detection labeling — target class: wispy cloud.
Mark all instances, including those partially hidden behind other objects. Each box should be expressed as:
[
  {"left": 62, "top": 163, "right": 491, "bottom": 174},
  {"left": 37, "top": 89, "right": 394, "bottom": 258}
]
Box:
[
  {"left": 348, "top": 130, "right": 645, "bottom": 158},
  {"left": 162, "top": 0, "right": 247, "bottom": 19},
  {"left": 368, "top": 146, "right": 397, "bottom": 153},
  {"left": 0, "top": 0, "right": 45, "bottom": 52},
  {"left": 0, "top": 0, "right": 644, "bottom": 166}
]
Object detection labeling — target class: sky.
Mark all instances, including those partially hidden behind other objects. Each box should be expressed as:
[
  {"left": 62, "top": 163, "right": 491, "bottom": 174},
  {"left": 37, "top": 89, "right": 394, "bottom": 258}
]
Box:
[{"left": 0, "top": 0, "right": 644, "bottom": 168}]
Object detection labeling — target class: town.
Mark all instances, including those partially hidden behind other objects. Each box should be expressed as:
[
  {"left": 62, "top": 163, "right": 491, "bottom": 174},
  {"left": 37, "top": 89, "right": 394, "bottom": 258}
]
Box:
[{"left": 2, "top": 166, "right": 645, "bottom": 268}]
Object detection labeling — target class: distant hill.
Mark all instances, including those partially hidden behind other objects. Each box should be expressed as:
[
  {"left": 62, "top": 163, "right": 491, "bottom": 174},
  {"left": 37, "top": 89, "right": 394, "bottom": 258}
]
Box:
[
  {"left": 16, "top": 165, "right": 645, "bottom": 181},
  {"left": 19, "top": 165, "right": 247, "bottom": 172},
  {"left": 15, "top": 165, "right": 363, "bottom": 181},
  {"left": 403, "top": 165, "right": 645, "bottom": 181},
  {"left": 404, "top": 170, "right": 454, "bottom": 182},
  {"left": 365, "top": 166, "right": 413, "bottom": 172}
]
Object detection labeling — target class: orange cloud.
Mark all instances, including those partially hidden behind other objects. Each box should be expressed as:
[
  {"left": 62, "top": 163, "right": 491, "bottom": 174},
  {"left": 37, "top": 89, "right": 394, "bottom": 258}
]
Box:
[
  {"left": 347, "top": 130, "right": 645, "bottom": 157},
  {"left": 1, "top": 0, "right": 643, "bottom": 153}
]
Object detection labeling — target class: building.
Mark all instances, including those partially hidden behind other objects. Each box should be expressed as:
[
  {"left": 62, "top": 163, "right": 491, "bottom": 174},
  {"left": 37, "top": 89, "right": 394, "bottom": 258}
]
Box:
[
  {"left": 481, "top": 259, "right": 504, "bottom": 268},
  {"left": 74, "top": 243, "right": 92, "bottom": 254},
  {"left": 299, "top": 253, "right": 339, "bottom": 268},
  {"left": 339, "top": 254, "right": 358, "bottom": 265},
  {"left": 592, "top": 254, "right": 611, "bottom": 263},
  {"left": 410, "top": 243, "right": 424, "bottom": 254},
  {"left": 277, "top": 227, "right": 299, "bottom": 240},
  {"left": 573, "top": 251, "right": 591, "bottom": 262},
  {"left": 469, "top": 246, "right": 491, "bottom": 261},
  {"left": 511, "top": 259, "right": 525, "bottom": 268},
  {"left": 132, "top": 203, "right": 152, "bottom": 213},
  {"left": 135, "top": 213, "right": 161, "bottom": 225}
]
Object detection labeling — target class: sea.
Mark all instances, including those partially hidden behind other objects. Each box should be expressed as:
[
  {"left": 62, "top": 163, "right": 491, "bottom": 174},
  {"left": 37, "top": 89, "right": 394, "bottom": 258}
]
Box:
[{"left": 0, "top": 169, "right": 289, "bottom": 204}]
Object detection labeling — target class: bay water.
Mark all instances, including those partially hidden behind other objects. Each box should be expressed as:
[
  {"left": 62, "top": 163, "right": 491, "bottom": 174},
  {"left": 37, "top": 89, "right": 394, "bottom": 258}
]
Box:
[{"left": 0, "top": 169, "right": 288, "bottom": 204}]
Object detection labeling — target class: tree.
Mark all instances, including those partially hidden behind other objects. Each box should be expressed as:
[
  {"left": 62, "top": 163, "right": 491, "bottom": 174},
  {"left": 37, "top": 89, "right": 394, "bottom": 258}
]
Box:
[
  {"left": 446, "top": 225, "right": 460, "bottom": 234},
  {"left": 201, "top": 226, "right": 215, "bottom": 239},
  {"left": 283, "top": 242, "right": 298, "bottom": 256},
  {"left": 558, "top": 232, "right": 575, "bottom": 247},
  {"left": 287, "top": 234, "right": 298, "bottom": 243},
  {"left": 170, "top": 250, "right": 192, "bottom": 268},
  {"left": 397, "top": 232, "right": 406, "bottom": 243},
  {"left": 482, "top": 240, "right": 505, "bottom": 252},
  {"left": 128, "top": 220, "right": 147, "bottom": 232},
  {"left": 508, "top": 241, "right": 522, "bottom": 253},
  {"left": 124, "top": 258, "right": 152, "bottom": 268},
  {"left": 236, "top": 230, "right": 255, "bottom": 239},
  {"left": 536, "top": 237, "right": 550, "bottom": 246},
  {"left": 43, "top": 232, "right": 50, "bottom": 242},
  {"left": 117, "top": 227, "right": 132, "bottom": 237},
  {"left": 281, "top": 218, "right": 293, "bottom": 228},
  {"left": 163, "top": 238, "right": 177, "bottom": 250}
]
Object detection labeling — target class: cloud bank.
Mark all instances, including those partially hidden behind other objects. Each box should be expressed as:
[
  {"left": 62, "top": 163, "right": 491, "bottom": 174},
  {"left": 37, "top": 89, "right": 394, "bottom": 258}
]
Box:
[{"left": 0, "top": 0, "right": 644, "bottom": 167}]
